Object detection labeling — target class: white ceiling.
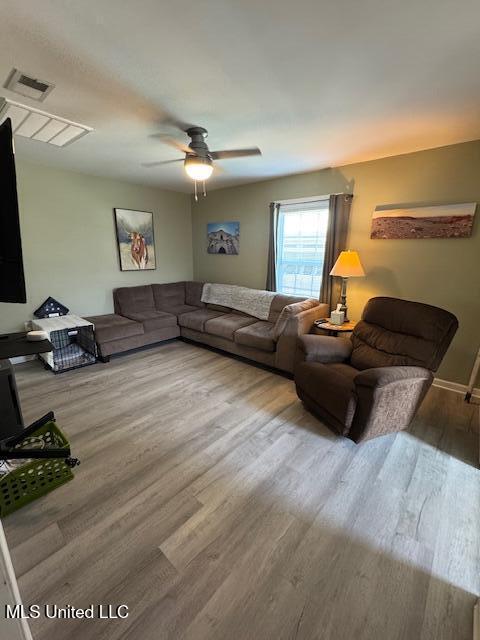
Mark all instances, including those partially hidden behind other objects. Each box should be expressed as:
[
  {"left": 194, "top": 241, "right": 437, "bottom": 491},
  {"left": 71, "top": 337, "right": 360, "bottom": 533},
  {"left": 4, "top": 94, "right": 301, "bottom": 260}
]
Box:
[{"left": 1, "top": 0, "right": 480, "bottom": 193}]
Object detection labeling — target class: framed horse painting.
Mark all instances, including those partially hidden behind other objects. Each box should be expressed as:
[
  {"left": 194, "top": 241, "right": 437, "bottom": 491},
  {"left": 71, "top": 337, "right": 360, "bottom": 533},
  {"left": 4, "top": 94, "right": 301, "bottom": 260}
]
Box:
[{"left": 114, "top": 208, "right": 156, "bottom": 271}]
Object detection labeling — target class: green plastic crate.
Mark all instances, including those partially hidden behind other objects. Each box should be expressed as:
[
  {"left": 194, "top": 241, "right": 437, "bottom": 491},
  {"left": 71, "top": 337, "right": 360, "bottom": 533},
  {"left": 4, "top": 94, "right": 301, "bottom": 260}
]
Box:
[{"left": 0, "top": 421, "right": 74, "bottom": 518}]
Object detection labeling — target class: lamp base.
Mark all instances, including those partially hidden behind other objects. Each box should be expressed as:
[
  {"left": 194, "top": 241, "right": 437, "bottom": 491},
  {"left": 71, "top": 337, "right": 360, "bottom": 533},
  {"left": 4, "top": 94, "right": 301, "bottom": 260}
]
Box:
[{"left": 340, "top": 277, "right": 349, "bottom": 322}]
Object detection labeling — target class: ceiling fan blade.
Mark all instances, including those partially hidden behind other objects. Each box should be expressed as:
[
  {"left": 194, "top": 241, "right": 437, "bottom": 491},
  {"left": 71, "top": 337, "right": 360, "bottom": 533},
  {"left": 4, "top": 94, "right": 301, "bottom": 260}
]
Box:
[
  {"left": 210, "top": 147, "right": 261, "bottom": 160},
  {"left": 142, "top": 159, "right": 184, "bottom": 168},
  {"left": 150, "top": 133, "right": 196, "bottom": 155},
  {"left": 156, "top": 110, "right": 196, "bottom": 133},
  {"left": 211, "top": 162, "right": 226, "bottom": 174}
]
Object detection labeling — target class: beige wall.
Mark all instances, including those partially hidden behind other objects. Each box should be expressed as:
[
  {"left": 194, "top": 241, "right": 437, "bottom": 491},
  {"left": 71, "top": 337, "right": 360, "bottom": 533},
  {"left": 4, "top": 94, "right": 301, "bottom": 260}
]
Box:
[
  {"left": 0, "top": 160, "right": 192, "bottom": 333},
  {"left": 192, "top": 140, "right": 480, "bottom": 384}
]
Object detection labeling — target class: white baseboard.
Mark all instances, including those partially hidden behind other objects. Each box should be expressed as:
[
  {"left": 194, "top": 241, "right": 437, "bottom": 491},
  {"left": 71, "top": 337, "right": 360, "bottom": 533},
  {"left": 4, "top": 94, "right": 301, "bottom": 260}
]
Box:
[{"left": 433, "top": 377, "right": 480, "bottom": 399}]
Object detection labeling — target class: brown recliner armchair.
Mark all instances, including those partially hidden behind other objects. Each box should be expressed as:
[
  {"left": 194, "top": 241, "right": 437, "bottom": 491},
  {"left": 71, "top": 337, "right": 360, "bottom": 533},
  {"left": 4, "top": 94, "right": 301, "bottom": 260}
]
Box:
[{"left": 294, "top": 297, "right": 458, "bottom": 443}]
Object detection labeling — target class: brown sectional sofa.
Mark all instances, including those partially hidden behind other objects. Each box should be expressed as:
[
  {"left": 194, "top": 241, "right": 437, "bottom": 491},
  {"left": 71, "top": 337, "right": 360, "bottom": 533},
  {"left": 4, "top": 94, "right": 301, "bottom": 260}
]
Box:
[{"left": 86, "top": 281, "right": 328, "bottom": 373}]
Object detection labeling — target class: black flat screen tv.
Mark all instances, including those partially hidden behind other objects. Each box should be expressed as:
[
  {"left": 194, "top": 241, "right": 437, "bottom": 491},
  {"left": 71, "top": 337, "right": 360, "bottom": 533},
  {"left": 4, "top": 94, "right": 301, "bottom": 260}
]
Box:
[{"left": 0, "top": 117, "right": 26, "bottom": 303}]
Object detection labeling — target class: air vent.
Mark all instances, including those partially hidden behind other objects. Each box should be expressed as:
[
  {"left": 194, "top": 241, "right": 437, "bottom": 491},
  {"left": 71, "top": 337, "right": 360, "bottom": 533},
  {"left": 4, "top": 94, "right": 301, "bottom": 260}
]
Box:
[
  {"left": 4, "top": 68, "right": 54, "bottom": 102},
  {"left": 0, "top": 98, "right": 93, "bottom": 147}
]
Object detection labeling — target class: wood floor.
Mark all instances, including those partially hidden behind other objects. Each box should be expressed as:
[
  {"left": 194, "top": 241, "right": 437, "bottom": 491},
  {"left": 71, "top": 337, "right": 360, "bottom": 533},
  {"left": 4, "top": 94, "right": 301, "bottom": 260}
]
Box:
[{"left": 4, "top": 341, "right": 479, "bottom": 640}]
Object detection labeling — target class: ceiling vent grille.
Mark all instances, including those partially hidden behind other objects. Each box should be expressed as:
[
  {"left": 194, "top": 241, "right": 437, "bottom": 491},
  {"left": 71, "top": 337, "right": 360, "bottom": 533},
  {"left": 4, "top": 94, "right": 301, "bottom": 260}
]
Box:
[
  {"left": 4, "top": 68, "right": 55, "bottom": 101},
  {"left": 0, "top": 98, "right": 93, "bottom": 147}
]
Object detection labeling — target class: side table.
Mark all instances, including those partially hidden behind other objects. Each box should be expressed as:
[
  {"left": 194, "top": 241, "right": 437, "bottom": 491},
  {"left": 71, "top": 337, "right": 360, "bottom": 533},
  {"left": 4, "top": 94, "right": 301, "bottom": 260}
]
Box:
[{"left": 312, "top": 320, "right": 357, "bottom": 337}]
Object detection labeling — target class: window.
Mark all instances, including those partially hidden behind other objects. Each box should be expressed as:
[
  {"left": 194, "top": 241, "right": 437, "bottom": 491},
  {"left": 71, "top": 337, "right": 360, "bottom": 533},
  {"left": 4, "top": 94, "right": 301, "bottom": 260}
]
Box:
[{"left": 276, "top": 199, "right": 329, "bottom": 297}]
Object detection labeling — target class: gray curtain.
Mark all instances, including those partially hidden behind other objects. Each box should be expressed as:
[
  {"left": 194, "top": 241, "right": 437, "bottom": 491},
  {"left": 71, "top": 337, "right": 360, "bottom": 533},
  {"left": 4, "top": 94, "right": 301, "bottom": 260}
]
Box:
[
  {"left": 319, "top": 194, "right": 353, "bottom": 308},
  {"left": 266, "top": 202, "right": 280, "bottom": 291}
]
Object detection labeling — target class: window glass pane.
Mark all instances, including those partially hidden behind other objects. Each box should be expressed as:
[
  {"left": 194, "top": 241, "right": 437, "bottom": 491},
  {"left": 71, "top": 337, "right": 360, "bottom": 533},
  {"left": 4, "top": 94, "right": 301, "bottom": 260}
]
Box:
[{"left": 276, "top": 202, "right": 328, "bottom": 298}]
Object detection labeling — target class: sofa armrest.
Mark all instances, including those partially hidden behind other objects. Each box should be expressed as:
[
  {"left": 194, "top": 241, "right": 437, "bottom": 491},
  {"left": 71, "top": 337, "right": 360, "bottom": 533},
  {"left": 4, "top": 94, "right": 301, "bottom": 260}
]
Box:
[
  {"left": 274, "top": 302, "right": 329, "bottom": 372},
  {"left": 354, "top": 366, "right": 432, "bottom": 388},
  {"left": 297, "top": 334, "right": 353, "bottom": 364},
  {"left": 349, "top": 366, "right": 434, "bottom": 443},
  {"left": 274, "top": 301, "right": 330, "bottom": 337}
]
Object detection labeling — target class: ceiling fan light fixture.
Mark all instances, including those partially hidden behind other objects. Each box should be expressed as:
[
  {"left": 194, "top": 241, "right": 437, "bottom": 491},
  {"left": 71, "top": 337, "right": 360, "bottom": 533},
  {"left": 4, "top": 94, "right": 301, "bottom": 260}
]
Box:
[{"left": 184, "top": 155, "right": 213, "bottom": 181}]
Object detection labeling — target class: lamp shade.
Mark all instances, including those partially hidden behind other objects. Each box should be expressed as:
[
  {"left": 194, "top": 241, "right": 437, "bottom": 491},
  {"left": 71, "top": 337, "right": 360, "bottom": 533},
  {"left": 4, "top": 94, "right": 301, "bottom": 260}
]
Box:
[{"left": 330, "top": 250, "right": 365, "bottom": 277}]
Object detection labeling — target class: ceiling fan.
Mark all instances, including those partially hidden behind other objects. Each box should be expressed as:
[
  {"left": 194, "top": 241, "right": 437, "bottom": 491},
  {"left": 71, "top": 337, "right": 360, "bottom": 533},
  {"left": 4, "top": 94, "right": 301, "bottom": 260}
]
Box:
[{"left": 143, "top": 124, "right": 261, "bottom": 199}]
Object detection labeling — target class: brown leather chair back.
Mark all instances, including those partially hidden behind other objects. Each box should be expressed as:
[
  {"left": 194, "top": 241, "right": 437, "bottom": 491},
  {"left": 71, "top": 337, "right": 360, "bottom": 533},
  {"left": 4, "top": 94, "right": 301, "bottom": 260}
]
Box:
[{"left": 350, "top": 296, "right": 458, "bottom": 372}]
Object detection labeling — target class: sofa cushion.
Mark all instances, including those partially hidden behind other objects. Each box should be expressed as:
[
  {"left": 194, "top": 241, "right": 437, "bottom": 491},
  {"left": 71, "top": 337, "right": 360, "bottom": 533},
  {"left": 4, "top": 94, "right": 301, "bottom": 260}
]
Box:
[
  {"left": 166, "top": 304, "right": 201, "bottom": 316},
  {"left": 234, "top": 321, "right": 276, "bottom": 352},
  {"left": 204, "top": 313, "right": 257, "bottom": 341},
  {"left": 268, "top": 293, "right": 308, "bottom": 324},
  {"left": 114, "top": 285, "right": 154, "bottom": 315},
  {"left": 206, "top": 303, "right": 232, "bottom": 313},
  {"left": 124, "top": 310, "right": 177, "bottom": 333},
  {"left": 295, "top": 361, "right": 357, "bottom": 432},
  {"left": 86, "top": 314, "right": 144, "bottom": 343},
  {"left": 185, "top": 281, "right": 205, "bottom": 308},
  {"left": 178, "top": 309, "right": 226, "bottom": 332},
  {"left": 152, "top": 282, "right": 186, "bottom": 311}
]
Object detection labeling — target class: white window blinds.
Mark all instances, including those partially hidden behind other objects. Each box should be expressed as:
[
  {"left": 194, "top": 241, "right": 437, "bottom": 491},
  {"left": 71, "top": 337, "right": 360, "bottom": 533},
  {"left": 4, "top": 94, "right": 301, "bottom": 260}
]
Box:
[{"left": 276, "top": 199, "right": 329, "bottom": 298}]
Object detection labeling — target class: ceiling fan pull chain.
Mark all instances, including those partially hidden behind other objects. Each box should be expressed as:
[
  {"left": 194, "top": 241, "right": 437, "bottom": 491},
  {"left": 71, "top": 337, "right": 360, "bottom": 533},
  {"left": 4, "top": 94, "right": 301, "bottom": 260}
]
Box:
[
  {"left": 194, "top": 180, "right": 198, "bottom": 202},
  {"left": 203, "top": 181, "right": 207, "bottom": 197}
]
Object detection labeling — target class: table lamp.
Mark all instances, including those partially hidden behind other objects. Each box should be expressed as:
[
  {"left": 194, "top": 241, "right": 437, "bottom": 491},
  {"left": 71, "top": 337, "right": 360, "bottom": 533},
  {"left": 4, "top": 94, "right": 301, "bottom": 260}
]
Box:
[{"left": 329, "top": 250, "right": 365, "bottom": 322}]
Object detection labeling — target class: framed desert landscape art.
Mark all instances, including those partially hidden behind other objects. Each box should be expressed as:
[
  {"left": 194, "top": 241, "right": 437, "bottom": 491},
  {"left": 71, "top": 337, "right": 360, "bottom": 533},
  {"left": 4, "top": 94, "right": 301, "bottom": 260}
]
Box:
[
  {"left": 371, "top": 202, "right": 476, "bottom": 239},
  {"left": 207, "top": 221, "right": 240, "bottom": 254},
  {"left": 114, "top": 208, "right": 156, "bottom": 271}
]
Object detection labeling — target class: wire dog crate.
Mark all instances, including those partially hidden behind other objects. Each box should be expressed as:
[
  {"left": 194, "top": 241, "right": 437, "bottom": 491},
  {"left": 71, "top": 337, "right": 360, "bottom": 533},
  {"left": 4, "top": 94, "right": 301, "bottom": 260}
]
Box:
[{"left": 32, "top": 315, "right": 97, "bottom": 373}]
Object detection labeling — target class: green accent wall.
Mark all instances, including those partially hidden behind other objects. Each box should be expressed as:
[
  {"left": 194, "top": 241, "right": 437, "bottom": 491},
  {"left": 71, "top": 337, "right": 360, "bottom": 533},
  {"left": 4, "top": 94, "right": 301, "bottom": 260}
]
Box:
[
  {"left": 192, "top": 140, "right": 480, "bottom": 384},
  {"left": 0, "top": 160, "right": 193, "bottom": 333},
  {"left": 2, "top": 142, "right": 478, "bottom": 386}
]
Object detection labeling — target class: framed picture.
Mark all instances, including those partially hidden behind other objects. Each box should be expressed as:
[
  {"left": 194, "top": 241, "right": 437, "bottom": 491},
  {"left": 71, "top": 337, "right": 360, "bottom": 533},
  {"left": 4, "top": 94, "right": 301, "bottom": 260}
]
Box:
[
  {"left": 207, "top": 221, "right": 240, "bottom": 254},
  {"left": 371, "top": 202, "right": 476, "bottom": 239},
  {"left": 114, "top": 208, "right": 156, "bottom": 270}
]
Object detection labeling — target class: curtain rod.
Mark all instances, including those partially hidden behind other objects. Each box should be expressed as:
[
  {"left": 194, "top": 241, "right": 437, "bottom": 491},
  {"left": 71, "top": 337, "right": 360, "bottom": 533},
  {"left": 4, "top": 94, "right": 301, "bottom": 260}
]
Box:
[{"left": 273, "top": 193, "right": 353, "bottom": 206}]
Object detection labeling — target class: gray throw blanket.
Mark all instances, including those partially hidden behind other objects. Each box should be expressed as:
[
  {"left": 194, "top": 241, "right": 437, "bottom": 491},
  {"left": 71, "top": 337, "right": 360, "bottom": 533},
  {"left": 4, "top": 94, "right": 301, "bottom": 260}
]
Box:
[{"left": 201, "top": 283, "right": 276, "bottom": 321}]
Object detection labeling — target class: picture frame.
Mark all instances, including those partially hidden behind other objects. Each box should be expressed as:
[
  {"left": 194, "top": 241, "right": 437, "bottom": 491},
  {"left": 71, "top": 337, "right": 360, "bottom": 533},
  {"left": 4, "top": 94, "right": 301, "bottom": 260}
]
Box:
[
  {"left": 371, "top": 202, "right": 476, "bottom": 239},
  {"left": 114, "top": 208, "right": 156, "bottom": 271},
  {"left": 207, "top": 221, "right": 240, "bottom": 254}
]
